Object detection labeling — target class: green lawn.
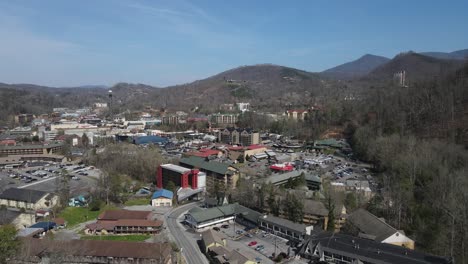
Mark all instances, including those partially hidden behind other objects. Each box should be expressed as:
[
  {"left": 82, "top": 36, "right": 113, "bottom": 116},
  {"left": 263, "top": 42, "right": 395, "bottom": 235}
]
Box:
[
  {"left": 124, "top": 197, "right": 151, "bottom": 206},
  {"left": 59, "top": 205, "right": 117, "bottom": 228},
  {"left": 81, "top": 235, "right": 151, "bottom": 242}
]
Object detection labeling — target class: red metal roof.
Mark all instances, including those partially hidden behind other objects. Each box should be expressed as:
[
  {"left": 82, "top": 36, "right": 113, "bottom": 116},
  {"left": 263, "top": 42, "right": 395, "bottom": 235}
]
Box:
[
  {"left": 228, "top": 146, "right": 244, "bottom": 151},
  {"left": 98, "top": 210, "right": 151, "bottom": 221},
  {"left": 247, "top": 144, "right": 265, "bottom": 150},
  {"left": 270, "top": 163, "right": 294, "bottom": 171}
]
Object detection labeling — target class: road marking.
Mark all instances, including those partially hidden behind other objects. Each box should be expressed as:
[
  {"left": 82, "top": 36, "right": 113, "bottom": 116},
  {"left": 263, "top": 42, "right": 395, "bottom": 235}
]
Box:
[{"left": 18, "top": 176, "right": 58, "bottom": 189}]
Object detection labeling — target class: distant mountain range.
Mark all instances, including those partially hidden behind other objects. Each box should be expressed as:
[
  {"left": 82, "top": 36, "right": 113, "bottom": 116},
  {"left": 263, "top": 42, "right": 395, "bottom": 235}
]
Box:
[
  {"left": 420, "top": 49, "right": 468, "bottom": 60},
  {"left": 365, "top": 52, "right": 465, "bottom": 82},
  {"left": 320, "top": 54, "right": 390, "bottom": 80},
  {"left": 0, "top": 48, "right": 466, "bottom": 118},
  {"left": 320, "top": 48, "right": 467, "bottom": 80}
]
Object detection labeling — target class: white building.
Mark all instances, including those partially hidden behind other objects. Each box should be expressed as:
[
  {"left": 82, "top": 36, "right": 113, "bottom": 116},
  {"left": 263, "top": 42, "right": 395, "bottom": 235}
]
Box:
[
  {"left": 42, "top": 130, "right": 59, "bottom": 142},
  {"left": 236, "top": 103, "right": 250, "bottom": 112},
  {"left": 151, "top": 189, "right": 173, "bottom": 207}
]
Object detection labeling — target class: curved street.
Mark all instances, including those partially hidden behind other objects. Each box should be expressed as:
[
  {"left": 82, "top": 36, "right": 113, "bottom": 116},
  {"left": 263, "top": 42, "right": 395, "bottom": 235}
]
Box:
[{"left": 166, "top": 203, "right": 208, "bottom": 264}]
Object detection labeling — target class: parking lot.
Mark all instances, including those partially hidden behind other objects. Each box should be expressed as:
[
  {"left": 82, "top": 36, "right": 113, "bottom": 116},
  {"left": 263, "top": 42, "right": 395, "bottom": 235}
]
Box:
[
  {"left": 0, "top": 162, "right": 101, "bottom": 195},
  {"left": 210, "top": 222, "right": 297, "bottom": 263}
]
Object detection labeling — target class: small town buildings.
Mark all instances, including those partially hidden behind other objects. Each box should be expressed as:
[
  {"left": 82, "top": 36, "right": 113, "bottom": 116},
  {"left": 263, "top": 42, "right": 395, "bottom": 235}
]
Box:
[
  {"left": 15, "top": 114, "right": 35, "bottom": 125},
  {"left": 345, "top": 208, "right": 415, "bottom": 249},
  {"left": 133, "top": 135, "right": 168, "bottom": 145},
  {"left": 0, "top": 209, "right": 36, "bottom": 229},
  {"left": 16, "top": 238, "right": 173, "bottom": 264},
  {"left": 0, "top": 142, "right": 64, "bottom": 156},
  {"left": 236, "top": 102, "right": 250, "bottom": 112},
  {"left": 180, "top": 156, "right": 239, "bottom": 190},
  {"left": 85, "top": 210, "right": 163, "bottom": 235},
  {"left": 51, "top": 217, "right": 67, "bottom": 228},
  {"left": 218, "top": 127, "right": 260, "bottom": 146},
  {"left": 151, "top": 189, "right": 173, "bottom": 207},
  {"left": 185, "top": 204, "right": 237, "bottom": 230},
  {"left": 263, "top": 170, "right": 305, "bottom": 186},
  {"left": 258, "top": 214, "right": 313, "bottom": 242},
  {"left": 305, "top": 174, "right": 322, "bottom": 190},
  {"left": 200, "top": 229, "right": 226, "bottom": 253},
  {"left": 286, "top": 109, "right": 308, "bottom": 120},
  {"left": 0, "top": 154, "right": 65, "bottom": 166},
  {"left": 0, "top": 188, "right": 59, "bottom": 210},
  {"left": 156, "top": 164, "right": 201, "bottom": 190},
  {"left": 234, "top": 204, "right": 263, "bottom": 229},
  {"left": 298, "top": 232, "right": 450, "bottom": 264},
  {"left": 185, "top": 148, "right": 223, "bottom": 159},
  {"left": 227, "top": 144, "right": 268, "bottom": 160},
  {"left": 304, "top": 199, "right": 347, "bottom": 232},
  {"left": 211, "top": 113, "right": 239, "bottom": 125}
]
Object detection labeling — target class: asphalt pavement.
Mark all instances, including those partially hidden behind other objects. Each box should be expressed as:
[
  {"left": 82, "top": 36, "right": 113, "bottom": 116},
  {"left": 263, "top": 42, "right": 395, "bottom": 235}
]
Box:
[{"left": 166, "top": 203, "right": 208, "bottom": 264}]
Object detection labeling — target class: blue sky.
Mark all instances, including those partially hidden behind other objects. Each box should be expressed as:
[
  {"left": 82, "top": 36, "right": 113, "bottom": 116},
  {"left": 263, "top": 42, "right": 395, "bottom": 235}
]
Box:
[{"left": 0, "top": 0, "right": 467, "bottom": 87}]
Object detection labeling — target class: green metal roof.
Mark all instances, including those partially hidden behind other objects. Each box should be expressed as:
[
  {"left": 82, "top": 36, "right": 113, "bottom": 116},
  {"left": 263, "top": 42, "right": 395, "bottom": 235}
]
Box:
[
  {"left": 188, "top": 204, "right": 237, "bottom": 223},
  {"left": 180, "top": 156, "right": 234, "bottom": 175}
]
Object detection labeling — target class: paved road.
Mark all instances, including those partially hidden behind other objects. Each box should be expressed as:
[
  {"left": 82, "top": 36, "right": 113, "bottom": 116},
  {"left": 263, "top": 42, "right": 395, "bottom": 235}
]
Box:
[{"left": 166, "top": 203, "right": 208, "bottom": 264}]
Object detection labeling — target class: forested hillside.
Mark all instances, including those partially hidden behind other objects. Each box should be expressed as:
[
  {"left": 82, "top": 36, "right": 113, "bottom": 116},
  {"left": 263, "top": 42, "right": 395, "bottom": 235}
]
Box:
[{"left": 347, "top": 62, "right": 468, "bottom": 260}]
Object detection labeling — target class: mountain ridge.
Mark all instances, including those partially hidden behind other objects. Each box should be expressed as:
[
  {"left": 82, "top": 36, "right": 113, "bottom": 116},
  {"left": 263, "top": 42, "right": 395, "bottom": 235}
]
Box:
[
  {"left": 321, "top": 54, "right": 390, "bottom": 80},
  {"left": 364, "top": 52, "right": 465, "bottom": 82}
]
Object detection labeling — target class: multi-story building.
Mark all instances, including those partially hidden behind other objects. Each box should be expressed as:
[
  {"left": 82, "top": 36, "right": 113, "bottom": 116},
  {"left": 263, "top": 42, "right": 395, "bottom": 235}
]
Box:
[
  {"left": 156, "top": 164, "right": 201, "bottom": 190},
  {"left": 15, "top": 114, "right": 35, "bottom": 125},
  {"left": 236, "top": 102, "right": 250, "bottom": 112},
  {"left": 211, "top": 113, "right": 239, "bottom": 124},
  {"left": 219, "top": 104, "right": 235, "bottom": 111},
  {"left": 0, "top": 188, "right": 59, "bottom": 210},
  {"left": 180, "top": 156, "right": 239, "bottom": 190},
  {"left": 286, "top": 109, "right": 308, "bottom": 120},
  {"left": 0, "top": 142, "right": 63, "bottom": 156},
  {"left": 218, "top": 127, "right": 260, "bottom": 146},
  {"left": 42, "top": 130, "right": 59, "bottom": 142},
  {"left": 162, "top": 115, "right": 180, "bottom": 125}
]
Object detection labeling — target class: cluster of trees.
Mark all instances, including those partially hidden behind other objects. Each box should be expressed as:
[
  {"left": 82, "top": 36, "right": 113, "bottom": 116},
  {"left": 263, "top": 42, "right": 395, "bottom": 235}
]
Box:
[
  {"left": 233, "top": 179, "right": 305, "bottom": 223},
  {"left": 86, "top": 143, "right": 166, "bottom": 182},
  {"left": 353, "top": 131, "right": 468, "bottom": 260},
  {"left": 0, "top": 224, "right": 19, "bottom": 264},
  {"left": 85, "top": 143, "right": 168, "bottom": 204}
]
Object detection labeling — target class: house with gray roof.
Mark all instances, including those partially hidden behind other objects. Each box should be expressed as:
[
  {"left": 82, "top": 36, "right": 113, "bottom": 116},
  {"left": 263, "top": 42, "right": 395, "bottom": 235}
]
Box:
[
  {"left": 345, "top": 208, "right": 415, "bottom": 249},
  {"left": 0, "top": 209, "right": 36, "bottom": 229},
  {"left": 185, "top": 204, "right": 237, "bottom": 229},
  {"left": 258, "top": 214, "right": 314, "bottom": 242},
  {"left": 298, "top": 231, "right": 451, "bottom": 264},
  {"left": 0, "top": 188, "right": 59, "bottom": 210}
]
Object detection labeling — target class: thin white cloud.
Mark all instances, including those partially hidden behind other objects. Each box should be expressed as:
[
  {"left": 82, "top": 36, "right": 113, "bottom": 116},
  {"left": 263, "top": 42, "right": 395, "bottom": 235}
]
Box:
[{"left": 125, "top": 2, "right": 191, "bottom": 18}]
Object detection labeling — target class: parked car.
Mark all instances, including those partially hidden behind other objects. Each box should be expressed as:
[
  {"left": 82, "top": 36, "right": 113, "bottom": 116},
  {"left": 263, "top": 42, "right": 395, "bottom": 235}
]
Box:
[
  {"left": 255, "top": 245, "right": 265, "bottom": 251},
  {"left": 248, "top": 241, "right": 258, "bottom": 246},
  {"left": 221, "top": 224, "right": 229, "bottom": 229},
  {"left": 213, "top": 227, "right": 220, "bottom": 231}
]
